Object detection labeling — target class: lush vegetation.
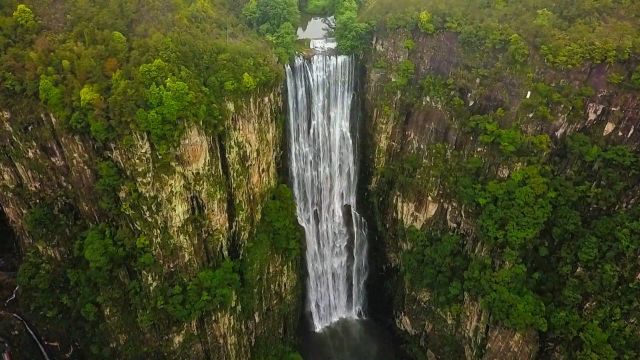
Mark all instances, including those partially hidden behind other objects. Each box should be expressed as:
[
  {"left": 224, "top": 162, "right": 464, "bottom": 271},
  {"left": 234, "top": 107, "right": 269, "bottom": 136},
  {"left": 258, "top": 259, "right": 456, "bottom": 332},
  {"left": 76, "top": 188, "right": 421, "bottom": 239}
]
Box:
[
  {"left": 1, "top": 0, "right": 282, "bottom": 162},
  {"left": 17, "top": 182, "right": 303, "bottom": 358},
  {"left": 241, "top": 185, "right": 302, "bottom": 311},
  {"left": 242, "top": 185, "right": 303, "bottom": 360},
  {"left": 387, "top": 115, "right": 639, "bottom": 356},
  {"left": 361, "top": 0, "right": 640, "bottom": 70},
  {"left": 242, "top": 0, "right": 300, "bottom": 61},
  {"left": 333, "top": 0, "right": 371, "bottom": 54},
  {"left": 244, "top": 185, "right": 301, "bottom": 264},
  {"left": 389, "top": 112, "right": 640, "bottom": 358},
  {"left": 365, "top": 2, "right": 640, "bottom": 358}
]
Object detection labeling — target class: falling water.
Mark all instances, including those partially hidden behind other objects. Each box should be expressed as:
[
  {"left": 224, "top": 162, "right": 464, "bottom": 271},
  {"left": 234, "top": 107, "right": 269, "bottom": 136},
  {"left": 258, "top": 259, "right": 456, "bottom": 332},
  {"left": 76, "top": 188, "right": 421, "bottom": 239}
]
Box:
[{"left": 286, "top": 39, "right": 368, "bottom": 332}]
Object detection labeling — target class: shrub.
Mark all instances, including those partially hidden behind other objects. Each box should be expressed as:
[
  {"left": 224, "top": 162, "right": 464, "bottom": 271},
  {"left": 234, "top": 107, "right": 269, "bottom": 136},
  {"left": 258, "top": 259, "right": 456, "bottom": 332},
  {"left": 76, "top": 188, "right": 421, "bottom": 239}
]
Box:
[
  {"left": 39, "top": 75, "right": 65, "bottom": 115},
  {"left": 166, "top": 261, "right": 240, "bottom": 321},
  {"left": 403, "top": 38, "right": 415, "bottom": 50},
  {"left": 96, "top": 160, "right": 123, "bottom": 212},
  {"left": 402, "top": 228, "right": 467, "bottom": 307},
  {"left": 507, "top": 34, "right": 529, "bottom": 64},
  {"left": 417, "top": 10, "right": 435, "bottom": 33},
  {"left": 631, "top": 65, "right": 640, "bottom": 89}
]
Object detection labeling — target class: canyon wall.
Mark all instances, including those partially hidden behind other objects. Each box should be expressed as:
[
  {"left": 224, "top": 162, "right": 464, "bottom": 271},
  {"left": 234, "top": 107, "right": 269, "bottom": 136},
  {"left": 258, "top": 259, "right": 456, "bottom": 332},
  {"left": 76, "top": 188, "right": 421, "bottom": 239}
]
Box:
[
  {"left": 0, "top": 91, "right": 302, "bottom": 359},
  {"left": 361, "top": 28, "right": 640, "bottom": 359}
]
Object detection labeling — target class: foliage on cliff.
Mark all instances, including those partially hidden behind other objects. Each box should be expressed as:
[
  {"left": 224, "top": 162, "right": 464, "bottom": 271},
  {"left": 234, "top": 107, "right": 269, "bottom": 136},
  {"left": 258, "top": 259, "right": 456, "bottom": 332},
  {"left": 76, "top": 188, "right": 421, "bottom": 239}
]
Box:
[
  {"left": 242, "top": 185, "right": 302, "bottom": 287},
  {"left": 0, "top": 0, "right": 281, "bottom": 158},
  {"left": 361, "top": 0, "right": 640, "bottom": 71},
  {"left": 394, "top": 121, "right": 640, "bottom": 358},
  {"left": 242, "top": 185, "right": 304, "bottom": 360},
  {"left": 364, "top": 1, "right": 640, "bottom": 358},
  {"left": 1, "top": 0, "right": 302, "bottom": 358},
  {"left": 242, "top": 0, "right": 300, "bottom": 61},
  {"left": 17, "top": 182, "right": 303, "bottom": 358},
  {"left": 384, "top": 96, "right": 640, "bottom": 354}
]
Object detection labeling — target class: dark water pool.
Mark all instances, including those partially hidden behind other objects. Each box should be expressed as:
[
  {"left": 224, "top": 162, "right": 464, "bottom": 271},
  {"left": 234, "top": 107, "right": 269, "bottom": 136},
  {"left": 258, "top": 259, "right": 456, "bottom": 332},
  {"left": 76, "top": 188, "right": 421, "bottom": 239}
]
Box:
[{"left": 300, "top": 318, "right": 397, "bottom": 360}]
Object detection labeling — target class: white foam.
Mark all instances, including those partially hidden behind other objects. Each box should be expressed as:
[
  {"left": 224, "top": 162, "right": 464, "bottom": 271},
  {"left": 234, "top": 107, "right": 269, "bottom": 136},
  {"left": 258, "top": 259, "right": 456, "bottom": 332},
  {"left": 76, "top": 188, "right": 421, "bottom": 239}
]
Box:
[{"left": 286, "top": 52, "right": 368, "bottom": 332}]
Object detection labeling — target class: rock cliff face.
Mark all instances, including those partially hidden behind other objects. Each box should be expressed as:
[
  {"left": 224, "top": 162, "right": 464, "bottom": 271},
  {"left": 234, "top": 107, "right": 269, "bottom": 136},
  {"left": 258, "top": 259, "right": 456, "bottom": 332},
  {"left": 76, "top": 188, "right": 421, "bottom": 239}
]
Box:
[
  {"left": 0, "top": 90, "right": 301, "bottom": 359},
  {"left": 360, "top": 29, "right": 640, "bottom": 359},
  {"left": 0, "top": 110, "right": 98, "bottom": 244}
]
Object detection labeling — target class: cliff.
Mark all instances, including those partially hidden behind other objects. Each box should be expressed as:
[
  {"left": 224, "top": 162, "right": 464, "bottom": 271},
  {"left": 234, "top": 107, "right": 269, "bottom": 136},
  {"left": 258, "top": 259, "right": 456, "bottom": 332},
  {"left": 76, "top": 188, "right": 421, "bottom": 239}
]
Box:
[
  {"left": 0, "top": 1, "right": 303, "bottom": 358},
  {"left": 0, "top": 91, "right": 302, "bottom": 359},
  {"left": 361, "top": 26, "right": 640, "bottom": 359}
]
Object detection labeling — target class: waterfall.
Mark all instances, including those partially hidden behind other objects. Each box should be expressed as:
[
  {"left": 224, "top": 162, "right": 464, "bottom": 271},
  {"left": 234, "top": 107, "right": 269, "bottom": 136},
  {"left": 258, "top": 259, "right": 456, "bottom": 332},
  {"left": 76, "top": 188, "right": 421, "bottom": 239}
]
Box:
[{"left": 286, "top": 39, "right": 368, "bottom": 332}]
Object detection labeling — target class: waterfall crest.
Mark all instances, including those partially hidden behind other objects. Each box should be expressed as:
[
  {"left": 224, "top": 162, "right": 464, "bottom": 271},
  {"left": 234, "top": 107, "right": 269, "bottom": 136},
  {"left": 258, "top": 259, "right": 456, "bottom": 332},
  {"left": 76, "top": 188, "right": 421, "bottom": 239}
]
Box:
[{"left": 286, "top": 39, "right": 368, "bottom": 332}]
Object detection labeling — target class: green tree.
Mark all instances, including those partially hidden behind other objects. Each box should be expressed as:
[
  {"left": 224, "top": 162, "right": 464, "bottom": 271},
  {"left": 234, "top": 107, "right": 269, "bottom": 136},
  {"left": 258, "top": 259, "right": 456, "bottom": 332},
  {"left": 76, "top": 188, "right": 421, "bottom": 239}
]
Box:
[
  {"left": 402, "top": 229, "right": 467, "bottom": 307},
  {"left": 136, "top": 76, "right": 195, "bottom": 153},
  {"left": 243, "top": 0, "right": 300, "bottom": 61},
  {"left": 138, "top": 59, "right": 169, "bottom": 86},
  {"left": 246, "top": 0, "right": 299, "bottom": 35},
  {"left": 335, "top": 0, "right": 371, "bottom": 54},
  {"left": 82, "top": 226, "right": 118, "bottom": 271},
  {"left": 307, "top": 0, "right": 335, "bottom": 15},
  {"left": 166, "top": 261, "right": 240, "bottom": 321},
  {"left": 96, "top": 160, "right": 123, "bottom": 212},
  {"left": 507, "top": 34, "right": 529, "bottom": 64},
  {"left": 534, "top": 8, "right": 554, "bottom": 27},
  {"left": 39, "top": 75, "right": 64, "bottom": 115},
  {"left": 242, "top": 72, "right": 257, "bottom": 91},
  {"left": 476, "top": 166, "right": 554, "bottom": 250},
  {"left": 80, "top": 84, "right": 100, "bottom": 107},
  {"left": 110, "top": 31, "right": 127, "bottom": 57},
  {"left": 481, "top": 264, "right": 547, "bottom": 331},
  {"left": 13, "top": 4, "right": 36, "bottom": 29},
  {"left": 88, "top": 116, "right": 112, "bottom": 143},
  {"left": 271, "top": 22, "right": 297, "bottom": 62}
]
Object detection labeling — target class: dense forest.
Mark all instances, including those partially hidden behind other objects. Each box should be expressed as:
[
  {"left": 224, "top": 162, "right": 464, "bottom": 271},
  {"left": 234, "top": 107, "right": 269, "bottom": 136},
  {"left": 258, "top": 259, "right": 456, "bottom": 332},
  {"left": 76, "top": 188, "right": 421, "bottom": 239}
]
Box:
[{"left": 0, "top": 0, "right": 639, "bottom": 359}]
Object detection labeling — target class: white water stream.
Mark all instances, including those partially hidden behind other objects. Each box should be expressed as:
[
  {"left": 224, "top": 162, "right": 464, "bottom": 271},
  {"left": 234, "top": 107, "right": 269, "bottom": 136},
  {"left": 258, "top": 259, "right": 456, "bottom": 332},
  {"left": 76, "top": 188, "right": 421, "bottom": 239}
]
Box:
[{"left": 286, "top": 39, "right": 368, "bottom": 332}]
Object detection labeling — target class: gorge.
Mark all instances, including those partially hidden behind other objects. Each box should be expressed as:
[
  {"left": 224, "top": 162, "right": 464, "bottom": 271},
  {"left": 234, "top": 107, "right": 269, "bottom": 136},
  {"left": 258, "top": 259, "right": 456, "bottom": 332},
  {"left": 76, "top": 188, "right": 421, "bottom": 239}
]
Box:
[
  {"left": 1, "top": 1, "right": 640, "bottom": 359},
  {"left": 287, "top": 37, "right": 396, "bottom": 359}
]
